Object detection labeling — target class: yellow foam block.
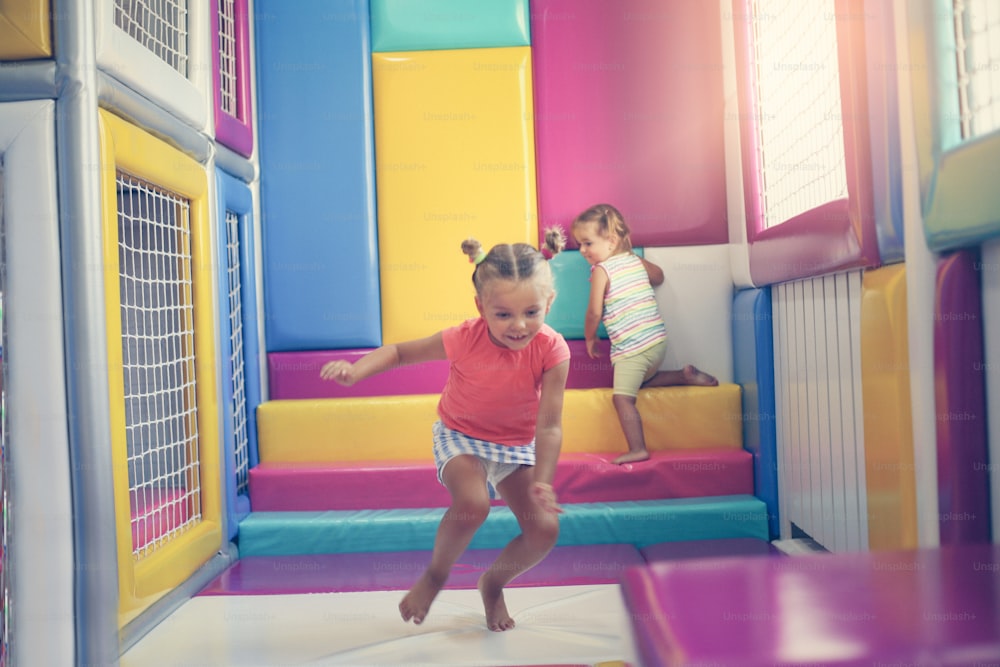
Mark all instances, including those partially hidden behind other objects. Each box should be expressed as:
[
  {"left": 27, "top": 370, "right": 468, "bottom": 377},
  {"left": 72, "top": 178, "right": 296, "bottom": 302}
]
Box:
[
  {"left": 257, "top": 384, "right": 743, "bottom": 463},
  {"left": 0, "top": 2, "right": 51, "bottom": 59},
  {"left": 372, "top": 47, "right": 538, "bottom": 344},
  {"left": 861, "top": 264, "right": 917, "bottom": 551}
]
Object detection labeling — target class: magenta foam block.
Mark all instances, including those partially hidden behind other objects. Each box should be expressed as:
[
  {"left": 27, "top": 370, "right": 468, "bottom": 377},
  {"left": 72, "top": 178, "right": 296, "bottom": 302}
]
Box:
[
  {"left": 621, "top": 543, "right": 1000, "bottom": 667},
  {"left": 267, "top": 340, "right": 612, "bottom": 399},
  {"left": 249, "top": 449, "right": 753, "bottom": 511},
  {"left": 198, "top": 543, "right": 644, "bottom": 595}
]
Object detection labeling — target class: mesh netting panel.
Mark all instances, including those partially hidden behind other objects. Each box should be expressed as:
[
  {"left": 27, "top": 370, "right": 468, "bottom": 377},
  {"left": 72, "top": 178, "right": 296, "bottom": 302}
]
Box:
[
  {"left": 117, "top": 172, "right": 201, "bottom": 558},
  {"left": 218, "top": 0, "right": 240, "bottom": 118},
  {"left": 225, "top": 210, "right": 249, "bottom": 495},
  {"left": 751, "top": 0, "right": 848, "bottom": 228},
  {"left": 956, "top": 0, "right": 1000, "bottom": 138},
  {"left": 115, "top": 0, "right": 190, "bottom": 77}
]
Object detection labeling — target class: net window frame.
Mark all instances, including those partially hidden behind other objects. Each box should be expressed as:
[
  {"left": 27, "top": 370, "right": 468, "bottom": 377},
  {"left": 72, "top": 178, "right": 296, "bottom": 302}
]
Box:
[
  {"left": 907, "top": 0, "right": 1000, "bottom": 251},
  {"left": 98, "top": 109, "right": 222, "bottom": 626},
  {"left": 96, "top": 0, "right": 211, "bottom": 133},
  {"left": 733, "top": 0, "right": 879, "bottom": 285},
  {"left": 211, "top": 0, "right": 254, "bottom": 157},
  {"left": 214, "top": 168, "right": 262, "bottom": 537}
]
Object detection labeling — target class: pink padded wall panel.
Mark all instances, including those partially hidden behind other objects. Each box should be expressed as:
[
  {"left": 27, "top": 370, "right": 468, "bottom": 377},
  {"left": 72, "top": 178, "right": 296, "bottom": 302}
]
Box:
[{"left": 532, "top": 0, "right": 728, "bottom": 247}]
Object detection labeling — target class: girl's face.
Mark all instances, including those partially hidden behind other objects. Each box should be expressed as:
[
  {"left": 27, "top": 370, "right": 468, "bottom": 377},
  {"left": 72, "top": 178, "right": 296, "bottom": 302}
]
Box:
[
  {"left": 573, "top": 222, "right": 619, "bottom": 265},
  {"left": 475, "top": 279, "right": 553, "bottom": 351}
]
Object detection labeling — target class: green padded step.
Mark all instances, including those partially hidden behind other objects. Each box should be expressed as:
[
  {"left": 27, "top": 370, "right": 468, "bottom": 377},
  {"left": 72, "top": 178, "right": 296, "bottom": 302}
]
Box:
[{"left": 237, "top": 495, "right": 768, "bottom": 557}]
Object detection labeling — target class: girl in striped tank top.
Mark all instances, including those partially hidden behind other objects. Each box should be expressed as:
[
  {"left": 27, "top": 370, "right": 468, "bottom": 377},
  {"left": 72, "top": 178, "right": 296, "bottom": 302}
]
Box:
[{"left": 571, "top": 204, "right": 718, "bottom": 464}]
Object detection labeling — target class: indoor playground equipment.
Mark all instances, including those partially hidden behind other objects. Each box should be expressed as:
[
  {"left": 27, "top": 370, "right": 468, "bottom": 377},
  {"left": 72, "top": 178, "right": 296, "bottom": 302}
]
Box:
[{"left": 0, "top": 0, "right": 998, "bottom": 666}]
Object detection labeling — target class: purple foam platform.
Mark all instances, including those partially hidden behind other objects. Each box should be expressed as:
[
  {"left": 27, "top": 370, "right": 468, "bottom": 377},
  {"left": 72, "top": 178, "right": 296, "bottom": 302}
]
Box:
[
  {"left": 641, "top": 537, "right": 782, "bottom": 563},
  {"left": 268, "top": 339, "right": 613, "bottom": 399},
  {"left": 621, "top": 543, "right": 1000, "bottom": 667},
  {"left": 198, "top": 543, "right": 644, "bottom": 596},
  {"left": 934, "top": 251, "right": 991, "bottom": 545},
  {"left": 249, "top": 448, "right": 753, "bottom": 511}
]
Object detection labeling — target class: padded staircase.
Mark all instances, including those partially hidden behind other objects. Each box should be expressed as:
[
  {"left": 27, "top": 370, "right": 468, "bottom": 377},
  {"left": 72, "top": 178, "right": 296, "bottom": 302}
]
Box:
[{"left": 238, "top": 380, "right": 770, "bottom": 557}]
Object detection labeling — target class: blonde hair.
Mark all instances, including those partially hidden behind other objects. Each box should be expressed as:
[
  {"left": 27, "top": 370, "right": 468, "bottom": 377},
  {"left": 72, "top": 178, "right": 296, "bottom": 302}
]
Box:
[
  {"left": 461, "top": 228, "right": 566, "bottom": 297},
  {"left": 571, "top": 203, "right": 633, "bottom": 253}
]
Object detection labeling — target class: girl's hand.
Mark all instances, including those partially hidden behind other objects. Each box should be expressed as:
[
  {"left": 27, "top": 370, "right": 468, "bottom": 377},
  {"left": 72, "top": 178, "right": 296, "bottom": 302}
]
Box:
[
  {"left": 532, "top": 482, "right": 563, "bottom": 515},
  {"left": 320, "top": 360, "right": 357, "bottom": 386},
  {"left": 585, "top": 337, "right": 601, "bottom": 359}
]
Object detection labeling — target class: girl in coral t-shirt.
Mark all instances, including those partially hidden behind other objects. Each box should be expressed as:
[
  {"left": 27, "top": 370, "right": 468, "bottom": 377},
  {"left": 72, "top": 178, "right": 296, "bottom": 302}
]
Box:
[{"left": 321, "top": 231, "right": 569, "bottom": 632}]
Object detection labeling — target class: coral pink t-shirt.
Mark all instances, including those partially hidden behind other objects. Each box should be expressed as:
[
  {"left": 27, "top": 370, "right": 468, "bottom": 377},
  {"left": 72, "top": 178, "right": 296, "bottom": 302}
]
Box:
[{"left": 437, "top": 318, "right": 570, "bottom": 446}]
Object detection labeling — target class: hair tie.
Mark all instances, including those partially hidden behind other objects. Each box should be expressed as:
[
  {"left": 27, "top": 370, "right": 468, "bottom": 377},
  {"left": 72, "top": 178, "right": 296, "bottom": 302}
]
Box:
[
  {"left": 470, "top": 250, "right": 487, "bottom": 265},
  {"left": 540, "top": 248, "right": 554, "bottom": 260}
]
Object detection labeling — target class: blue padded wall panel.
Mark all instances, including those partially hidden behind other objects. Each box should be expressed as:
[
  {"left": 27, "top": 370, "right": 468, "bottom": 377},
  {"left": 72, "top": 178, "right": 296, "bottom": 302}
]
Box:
[
  {"left": 255, "top": 0, "right": 380, "bottom": 351},
  {"left": 371, "top": 0, "right": 530, "bottom": 52},
  {"left": 732, "top": 287, "right": 779, "bottom": 539}
]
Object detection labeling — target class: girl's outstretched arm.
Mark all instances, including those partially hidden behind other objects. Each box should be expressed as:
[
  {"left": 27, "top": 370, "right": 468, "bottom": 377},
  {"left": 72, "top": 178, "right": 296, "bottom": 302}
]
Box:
[
  {"left": 532, "top": 359, "right": 569, "bottom": 513},
  {"left": 320, "top": 332, "right": 446, "bottom": 386}
]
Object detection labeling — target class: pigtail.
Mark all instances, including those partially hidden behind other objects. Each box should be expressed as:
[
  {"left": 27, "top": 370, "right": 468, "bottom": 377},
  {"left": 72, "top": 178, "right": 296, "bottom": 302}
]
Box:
[
  {"left": 461, "top": 238, "right": 486, "bottom": 265},
  {"left": 540, "top": 227, "right": 566, "bottom": 260}
]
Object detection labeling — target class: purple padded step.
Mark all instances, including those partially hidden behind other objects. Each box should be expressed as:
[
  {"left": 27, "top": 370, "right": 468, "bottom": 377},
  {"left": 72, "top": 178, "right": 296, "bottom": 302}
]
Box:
[
  {"left": 198, "top": 543, "right": 644, "bottom": 595},
  {"left": 267, "top": 339, "right": 613, "bottom": 399},
  {"left": 641, "top": 537, "right": 782, "bottom": 562}
]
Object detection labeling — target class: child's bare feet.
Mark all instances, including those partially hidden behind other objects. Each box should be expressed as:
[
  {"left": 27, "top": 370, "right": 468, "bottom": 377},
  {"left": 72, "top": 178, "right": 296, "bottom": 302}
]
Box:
[
  {"left": 613, "top": 450, "right": 650, "bottom": 465},
  {"left": 478, "top": 573, "right": 515, "bottom": 631},
  {"left": 683, "top": 364, "right": 718, "bottom": 386},
  {"left": 399, "top": 570, "right": 446, "bottom": 625}
]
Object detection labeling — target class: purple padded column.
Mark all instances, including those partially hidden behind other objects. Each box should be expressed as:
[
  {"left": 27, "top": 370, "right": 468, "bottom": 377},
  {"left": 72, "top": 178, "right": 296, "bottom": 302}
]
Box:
[{"left": 934, "top": 250, "right": 992, "bottom": 544}]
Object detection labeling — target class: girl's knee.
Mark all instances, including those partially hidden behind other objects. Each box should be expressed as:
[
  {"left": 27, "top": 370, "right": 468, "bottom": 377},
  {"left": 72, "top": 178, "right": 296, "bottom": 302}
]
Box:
[
  {"left": 523, "top": 513, "right": 560, "bottom": 549},
  {"left": 448, "top": 496, "right": 491, "bottom": 528}
]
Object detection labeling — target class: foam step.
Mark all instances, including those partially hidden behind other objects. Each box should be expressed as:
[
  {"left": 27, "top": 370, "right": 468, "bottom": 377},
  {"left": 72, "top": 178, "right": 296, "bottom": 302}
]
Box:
[
  {"left": 249, "top": 448, "right": 754, "bottom": 511},
  {"left": 198, "top": 543, "right": 645, "bottom": 596},
  {"left": 237, "top": 495, "right": 769, "bottom": 557},
  {"left": 257, "top": 384, "right": 743, "bottom": 463}
]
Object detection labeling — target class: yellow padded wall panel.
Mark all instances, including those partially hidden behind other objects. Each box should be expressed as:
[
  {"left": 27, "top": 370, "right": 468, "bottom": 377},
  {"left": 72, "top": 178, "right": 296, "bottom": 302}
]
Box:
[
  {"left": 257, "top": 385, "right": 743, "bottom": 463},
  {"left": 0, "top": 0, "right": 51, "bottom": 58},
  {"left": 373, "top": 47, "right": 538, "bottom": 344},
  {"left": 861, "top": 264, "right": 918, "bottom": 550}
]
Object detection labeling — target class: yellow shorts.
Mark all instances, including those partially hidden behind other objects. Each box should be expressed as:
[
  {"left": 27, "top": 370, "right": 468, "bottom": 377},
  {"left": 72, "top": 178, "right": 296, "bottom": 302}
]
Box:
[{"left": 612, "top": 340, "right": 668, "bottom": 397}]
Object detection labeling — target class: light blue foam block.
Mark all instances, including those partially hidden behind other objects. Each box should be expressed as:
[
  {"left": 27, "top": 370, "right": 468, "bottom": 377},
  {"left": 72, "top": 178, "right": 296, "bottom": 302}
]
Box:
[
  {"left": 371, "top": 0, "right": 530, "bottom": 52},
  {"left": 546, "top": 248, "right": 645, "bottom": 340},
  {"left": 237, "top": 495, "right": 769, "bottom": 556}
]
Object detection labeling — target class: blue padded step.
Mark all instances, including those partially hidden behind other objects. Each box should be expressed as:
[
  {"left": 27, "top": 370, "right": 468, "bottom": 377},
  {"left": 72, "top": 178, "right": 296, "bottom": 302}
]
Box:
[{"left": 237, "top": 495, "right": 769, "bottom": 557}]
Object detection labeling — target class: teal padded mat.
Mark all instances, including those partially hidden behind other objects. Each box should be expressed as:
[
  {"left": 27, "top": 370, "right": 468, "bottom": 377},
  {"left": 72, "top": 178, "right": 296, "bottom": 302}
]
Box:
[
  {"left": 371, "top": 0, "right": 530, "bottom": 52},
  {"left": 237, "top": 495, "right": 768, "bottom": 556}
]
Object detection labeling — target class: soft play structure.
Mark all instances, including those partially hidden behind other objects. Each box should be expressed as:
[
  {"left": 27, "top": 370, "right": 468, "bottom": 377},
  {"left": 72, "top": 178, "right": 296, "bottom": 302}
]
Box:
[{"left": 1, "top": 0, "right": 998, "bottom": 666}]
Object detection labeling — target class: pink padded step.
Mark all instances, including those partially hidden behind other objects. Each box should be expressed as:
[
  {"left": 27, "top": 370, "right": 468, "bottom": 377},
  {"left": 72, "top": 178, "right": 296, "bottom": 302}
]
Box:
[
  {"left": 249, "top": 448, "right": 753, "bottom": 511},
  {"left": 267, "top": 339, "right": 613, "bottom": 399}
]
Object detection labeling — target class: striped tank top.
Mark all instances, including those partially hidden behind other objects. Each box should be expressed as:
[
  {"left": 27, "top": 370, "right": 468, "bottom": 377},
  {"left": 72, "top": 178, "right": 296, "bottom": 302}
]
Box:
[{"left": 596, "top": 252, "right": 667, "bottom": 363}]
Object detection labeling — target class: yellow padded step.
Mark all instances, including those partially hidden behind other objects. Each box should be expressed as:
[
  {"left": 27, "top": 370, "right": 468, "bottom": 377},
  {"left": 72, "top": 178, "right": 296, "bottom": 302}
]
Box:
[{"left": 257, "top": 384, "right": 743, "bottom": 463}]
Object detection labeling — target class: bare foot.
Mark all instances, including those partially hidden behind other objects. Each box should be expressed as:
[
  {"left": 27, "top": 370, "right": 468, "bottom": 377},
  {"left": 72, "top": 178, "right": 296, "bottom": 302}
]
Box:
[
  {"left": 478, "top": 574, "right": 515, "bottom": 631},
  {"left": 613, "top": 450, "right": 650, "bottom": 465},
  {"left": 683, "top": 364, "right": 718, "bottom": 386},
  {"left": 399, "top": 570, "right": 446, "bottom": 625}
]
